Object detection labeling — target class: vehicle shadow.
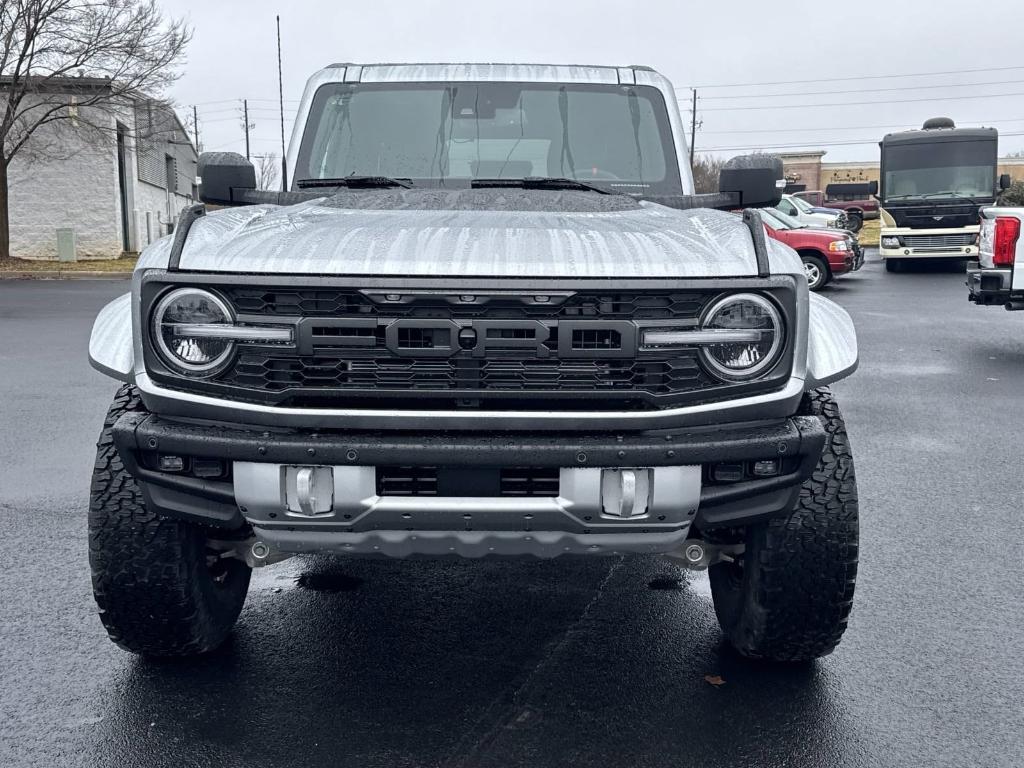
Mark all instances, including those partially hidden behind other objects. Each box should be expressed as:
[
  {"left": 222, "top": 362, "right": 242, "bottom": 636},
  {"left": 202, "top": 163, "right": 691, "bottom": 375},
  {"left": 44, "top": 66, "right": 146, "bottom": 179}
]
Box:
[{"left": 82, "top": 556, "right": 861, "bottom": 768}]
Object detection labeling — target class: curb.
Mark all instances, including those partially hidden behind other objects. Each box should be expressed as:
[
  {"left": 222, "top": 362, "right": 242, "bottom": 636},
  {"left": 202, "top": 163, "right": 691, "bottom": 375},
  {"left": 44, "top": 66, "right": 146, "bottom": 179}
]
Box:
[{"left": 0, "top": 270, "right": 133, "bottom": 280}]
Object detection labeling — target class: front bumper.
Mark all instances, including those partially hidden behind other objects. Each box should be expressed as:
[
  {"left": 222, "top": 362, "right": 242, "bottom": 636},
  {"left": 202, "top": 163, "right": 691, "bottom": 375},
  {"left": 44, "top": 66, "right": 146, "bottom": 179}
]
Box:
[
  {"left": 852, "top": 243, "right": 865, "bottom": 271},
  {"left": 966, "top": 262, "right": 1020, "bottom": 308},
  {"left": 112, "top": 411, "right": 826, "bottom": 557}
]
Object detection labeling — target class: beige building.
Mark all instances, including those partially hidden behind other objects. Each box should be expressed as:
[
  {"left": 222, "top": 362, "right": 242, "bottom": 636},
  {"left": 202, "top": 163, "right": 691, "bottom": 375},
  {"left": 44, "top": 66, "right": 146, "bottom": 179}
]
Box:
[{"left": 780, "top": 151, "right": 1024, "bottom": 193}]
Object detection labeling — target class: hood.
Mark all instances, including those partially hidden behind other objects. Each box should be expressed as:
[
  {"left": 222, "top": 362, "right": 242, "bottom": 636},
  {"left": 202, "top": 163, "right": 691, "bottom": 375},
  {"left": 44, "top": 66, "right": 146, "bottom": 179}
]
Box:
[
  {"left": 792, "top": 226, "right": 851, "bottom": 239},
  {"left": 140, "top": 189, "right": 801, "bottom": 278}
]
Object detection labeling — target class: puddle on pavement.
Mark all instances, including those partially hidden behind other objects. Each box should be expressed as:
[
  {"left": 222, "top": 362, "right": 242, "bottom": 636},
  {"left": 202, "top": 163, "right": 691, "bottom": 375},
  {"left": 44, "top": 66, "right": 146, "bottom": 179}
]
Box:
[{"left": 648, "top": 575, "right": 685, "bottom": 590}]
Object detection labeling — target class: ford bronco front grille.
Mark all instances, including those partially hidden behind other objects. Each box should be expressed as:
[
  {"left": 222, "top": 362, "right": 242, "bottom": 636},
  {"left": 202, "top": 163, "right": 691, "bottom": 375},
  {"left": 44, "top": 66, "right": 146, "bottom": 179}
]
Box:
[
  {"left": 223, "top": 354, "right": 709, "bottom": 396},
  {"left": 144, "top": 282, "right": 795, "bottom": 412}
]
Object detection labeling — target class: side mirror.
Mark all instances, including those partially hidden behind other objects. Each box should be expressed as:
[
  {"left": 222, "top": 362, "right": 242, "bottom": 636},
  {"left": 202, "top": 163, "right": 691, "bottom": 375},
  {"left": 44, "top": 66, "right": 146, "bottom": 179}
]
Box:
[
  {"left": 718, "top": 154, "right": 784, "bottom": 208},
  {"left": 1000, "top": 174, "right": 1012, "bottom": 191},
  {"left": 198, "top": 152, "right": 256, "bottom": 206},
  {"left": 868, "top": 180, "right": 879, "bottom": 196}
]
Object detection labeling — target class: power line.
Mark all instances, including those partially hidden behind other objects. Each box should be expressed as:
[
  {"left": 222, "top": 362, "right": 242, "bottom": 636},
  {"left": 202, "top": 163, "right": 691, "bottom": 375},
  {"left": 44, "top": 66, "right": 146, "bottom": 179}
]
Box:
[
  {"left": 199, "top": 113, "right": 297, "bottom": 125},
  {"left": 700, "top": 118, "right": 1024, "bottom": 135},
  {"left": 197, "top": 104, "right": 299, "bottom": 117},
  {"left": 694, "top": 130, "right": 1024, "bottom": 153},
  {"left": 189, "top": 97, "right": 301, "bottom": 107},
  {"left": 690, "top": 78, "right": 1024, "bottom": 101},
  {"left": 690, "top": 64, "right": 1024, "bottom": 90},
  {"left": 701, "top": 90, "right": 1024, "bottom": 112}
]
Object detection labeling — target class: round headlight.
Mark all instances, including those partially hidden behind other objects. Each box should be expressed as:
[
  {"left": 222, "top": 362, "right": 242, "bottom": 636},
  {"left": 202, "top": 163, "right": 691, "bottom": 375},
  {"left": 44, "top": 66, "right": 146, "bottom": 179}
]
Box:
[
  {"left": 152, "top": 288, "right": 234, "bottom": 374},
  {"left": 700, "top": 293, "right": 784, "bottom": 380}
]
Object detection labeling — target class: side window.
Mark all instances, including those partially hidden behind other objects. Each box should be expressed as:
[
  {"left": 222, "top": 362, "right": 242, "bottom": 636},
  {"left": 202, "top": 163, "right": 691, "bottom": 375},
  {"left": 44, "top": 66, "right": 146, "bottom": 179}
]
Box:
[{"left": 779, "top": 199, "right": 796, "bottom": 215}]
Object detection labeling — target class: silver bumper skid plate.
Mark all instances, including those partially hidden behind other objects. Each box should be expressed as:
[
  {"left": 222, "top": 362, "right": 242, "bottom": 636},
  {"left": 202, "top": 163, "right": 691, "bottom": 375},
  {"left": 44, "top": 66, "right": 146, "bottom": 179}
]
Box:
[{"left": 233, "top": 462, "right": 701, "bottom": 557}]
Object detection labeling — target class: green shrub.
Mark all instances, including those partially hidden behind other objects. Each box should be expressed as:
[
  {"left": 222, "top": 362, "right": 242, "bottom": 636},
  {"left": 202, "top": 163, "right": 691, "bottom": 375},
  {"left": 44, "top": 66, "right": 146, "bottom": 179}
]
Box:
[{"left": 999, "top": 181, "right": 1024, "bottom": 207}]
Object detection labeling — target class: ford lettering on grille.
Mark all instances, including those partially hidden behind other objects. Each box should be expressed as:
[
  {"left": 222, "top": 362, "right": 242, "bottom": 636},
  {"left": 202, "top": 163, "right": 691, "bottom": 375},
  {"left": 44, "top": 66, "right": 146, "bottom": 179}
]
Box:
[{"left": 297, "top": 318, "right": 638, "bottom": 359}]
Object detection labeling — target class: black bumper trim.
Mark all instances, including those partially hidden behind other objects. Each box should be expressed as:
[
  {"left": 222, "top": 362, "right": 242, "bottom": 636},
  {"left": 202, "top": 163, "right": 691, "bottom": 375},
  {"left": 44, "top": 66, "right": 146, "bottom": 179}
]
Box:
[
  {"left": 112, "top": 412, "right": 826, "bottom": 532},
  {"left": 966, "top": 263, "right": 1024, "bottom": 308}
]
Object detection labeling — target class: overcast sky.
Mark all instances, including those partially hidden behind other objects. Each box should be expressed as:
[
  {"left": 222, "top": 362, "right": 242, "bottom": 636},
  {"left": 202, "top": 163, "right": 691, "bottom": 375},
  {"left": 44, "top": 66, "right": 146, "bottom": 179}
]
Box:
[{"left": 160, "top": 0, "right": 1024, "bottom": 166}]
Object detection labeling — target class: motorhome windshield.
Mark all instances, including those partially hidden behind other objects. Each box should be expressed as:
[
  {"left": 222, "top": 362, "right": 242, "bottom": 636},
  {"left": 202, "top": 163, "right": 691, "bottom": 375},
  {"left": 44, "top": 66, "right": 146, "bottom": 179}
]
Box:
[
  {"left": 881, "top": 138, "right": 997, "bottom": 202},
  {"left": 294, "top": 81, "right": 683, "bottom": 196}
]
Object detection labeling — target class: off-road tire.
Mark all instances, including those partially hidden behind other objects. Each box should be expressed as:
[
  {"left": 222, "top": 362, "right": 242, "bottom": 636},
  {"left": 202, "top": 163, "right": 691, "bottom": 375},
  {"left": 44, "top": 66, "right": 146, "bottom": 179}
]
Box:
[
  {"left": 88, "top": 385, "right": 251, "bottom": 657},
  {"left": 885, "top": 258, "right": 904, "bottom": 273},
  {"left": 709, "top": 388, "right": 858, "bottom": 661},
  {"left": 845, "top": 213, "right": 863, "bottom": 233}
]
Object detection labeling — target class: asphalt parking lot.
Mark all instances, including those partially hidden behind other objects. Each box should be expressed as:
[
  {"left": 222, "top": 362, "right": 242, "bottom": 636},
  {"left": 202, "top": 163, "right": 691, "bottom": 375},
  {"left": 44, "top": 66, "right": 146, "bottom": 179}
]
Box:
[{"left": 2, "top": 252, "right": 1023, "bottom": 768}]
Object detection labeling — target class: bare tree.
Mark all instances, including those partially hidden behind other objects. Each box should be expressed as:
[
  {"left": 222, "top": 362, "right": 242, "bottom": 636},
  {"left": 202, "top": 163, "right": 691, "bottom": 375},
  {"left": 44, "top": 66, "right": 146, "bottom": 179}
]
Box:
[
  {"left": 0, "top": 1, "right": 191, "bottom": 258},
  {"left": 254, "top": 152, "right": 279, "bottom": 191},
  {"left": 691, "top": 155, "right": 725, "bottom": 194}
]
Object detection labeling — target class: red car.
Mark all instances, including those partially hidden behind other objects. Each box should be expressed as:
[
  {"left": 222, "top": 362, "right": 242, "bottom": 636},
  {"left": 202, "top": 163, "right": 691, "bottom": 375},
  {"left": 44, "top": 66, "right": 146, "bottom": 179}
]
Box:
[{"left": 759, "top": 208, "right": 863, "bottom": 291}]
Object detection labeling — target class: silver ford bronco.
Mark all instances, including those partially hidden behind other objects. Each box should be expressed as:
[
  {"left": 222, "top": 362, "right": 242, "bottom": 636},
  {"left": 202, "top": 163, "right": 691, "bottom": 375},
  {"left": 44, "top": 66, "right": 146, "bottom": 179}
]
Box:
[{"left": 88, "top": 63, "right": 859, "bottom": 661}]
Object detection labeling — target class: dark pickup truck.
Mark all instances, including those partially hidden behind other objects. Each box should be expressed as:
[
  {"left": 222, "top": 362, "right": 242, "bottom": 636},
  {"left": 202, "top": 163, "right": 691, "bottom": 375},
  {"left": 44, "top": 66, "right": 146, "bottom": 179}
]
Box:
[{"left": 796, "top": 182, "right": 879, "bottom": 230}]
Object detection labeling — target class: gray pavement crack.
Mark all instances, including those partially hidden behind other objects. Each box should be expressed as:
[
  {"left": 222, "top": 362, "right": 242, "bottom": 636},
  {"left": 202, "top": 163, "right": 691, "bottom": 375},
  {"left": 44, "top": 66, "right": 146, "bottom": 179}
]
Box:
[{"left": 442, "top": 556, "right": 625, "bottom": 767}]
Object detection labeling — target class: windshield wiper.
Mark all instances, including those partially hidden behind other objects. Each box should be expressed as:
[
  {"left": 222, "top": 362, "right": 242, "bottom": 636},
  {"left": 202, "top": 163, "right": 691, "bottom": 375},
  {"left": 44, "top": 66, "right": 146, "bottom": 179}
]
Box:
[
  {"left": 296, "top": 175, "right": 413, "bottom": 189},
  {"left": 471, "top": 176, "right": 614, "bottom": 194},
  {"left": 921, "top": 190, "right": 977, "bottom": 200}
]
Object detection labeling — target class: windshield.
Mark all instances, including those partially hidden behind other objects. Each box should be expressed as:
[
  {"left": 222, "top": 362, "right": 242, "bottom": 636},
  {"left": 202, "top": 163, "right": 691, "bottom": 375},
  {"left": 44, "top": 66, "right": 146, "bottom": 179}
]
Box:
[
  {"left": 763, "top": 208, "right": 802, "bottom": 229},
  {"left": 294, "top": 82, "right": 682, "bottom": 195},
  {"left": 789, "top": 195, "right": 814, "bottom": 213},
  {"left": 881, "top": 138, "right": 997, "bottom": 201}
]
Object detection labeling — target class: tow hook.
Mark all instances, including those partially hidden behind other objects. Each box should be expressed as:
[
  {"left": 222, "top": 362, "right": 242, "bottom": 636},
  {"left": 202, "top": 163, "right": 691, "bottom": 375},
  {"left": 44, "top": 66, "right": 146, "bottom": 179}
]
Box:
[
  {"left": 211, "top": 537, "right": 293, "bottom": 568},
  {"left": 667, "top": 539, "right": 745, "bottom": 570}
]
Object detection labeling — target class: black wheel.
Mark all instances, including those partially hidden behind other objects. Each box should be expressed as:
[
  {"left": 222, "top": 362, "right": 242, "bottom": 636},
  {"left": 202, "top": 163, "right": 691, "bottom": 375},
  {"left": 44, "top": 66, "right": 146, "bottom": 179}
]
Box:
[
  {"left": 709, "top": 389, "right": 859, "bottom": 661},
  {"left": 801, "top": 254, "right": 830, "bottom": 291},
  {"left": 845, "top": 213, "right": 863, "bottom": 233},
  {"left": 89, "top": 385, "right": 251, "bottom": 657},
  {"left": 885, "top": 258, "right": 904, "bottom": 273}
]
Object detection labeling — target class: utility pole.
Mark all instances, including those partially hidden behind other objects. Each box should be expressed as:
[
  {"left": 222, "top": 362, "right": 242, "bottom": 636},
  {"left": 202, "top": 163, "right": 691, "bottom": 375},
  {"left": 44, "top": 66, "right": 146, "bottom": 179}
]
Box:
[
  {"left": 689, "top": 89, "right": 697, "bottom": 168},
  {"left": 276, "top": 15, "right": 288, "bottom": 191},
  {"left": 192, "top": 104, "right": 201, "bottom": 152},
  {"left": 243, "top": 99, "right": 251, "bottom": 160}
]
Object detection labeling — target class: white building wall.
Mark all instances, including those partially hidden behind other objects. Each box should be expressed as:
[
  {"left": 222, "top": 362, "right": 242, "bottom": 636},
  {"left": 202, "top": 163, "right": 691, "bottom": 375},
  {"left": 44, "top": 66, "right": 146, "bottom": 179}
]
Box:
[
  {"left": 6, "top": 94, "right": 197, "bottom": 260},
  {"left": 7, "top": 116, "right": 121, "bottom": 260},
  {"left": 123, "top": 102, "right": 197, "bottom": 251}
]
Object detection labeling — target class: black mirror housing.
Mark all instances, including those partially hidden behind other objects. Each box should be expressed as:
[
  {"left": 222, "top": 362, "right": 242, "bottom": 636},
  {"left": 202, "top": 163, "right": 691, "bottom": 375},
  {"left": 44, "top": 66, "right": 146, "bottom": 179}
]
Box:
[
  {"left": 1000, "top": 174, "right": 1012, "bottom": 191},
  {"left": 198, "top": 152, "right": 257, "bottom": 206},
  {"left": 868, "top": 180, "right": 879, "bottom": 196},
  {"left": 718, "top": 154, "right": 784, "bottom": 208}
]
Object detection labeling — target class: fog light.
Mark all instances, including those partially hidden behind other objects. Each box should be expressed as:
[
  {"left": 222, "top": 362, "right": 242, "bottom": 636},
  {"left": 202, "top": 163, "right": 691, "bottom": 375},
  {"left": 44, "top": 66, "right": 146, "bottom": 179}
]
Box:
[
  {"left": 158, "top": 455, "right": 185, "bottom": 472},
  {"left": 711, "top": 463, "right": 745, "bottom": 482},
  {"left": 752, "top": 459, "right": 781, "bottom": 477}
]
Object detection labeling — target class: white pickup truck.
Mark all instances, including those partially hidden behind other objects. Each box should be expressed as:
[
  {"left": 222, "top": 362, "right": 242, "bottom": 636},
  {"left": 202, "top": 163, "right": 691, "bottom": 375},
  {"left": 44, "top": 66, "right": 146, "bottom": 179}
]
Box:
[{"left": 966, "top": 208, "right": 1024, "bottom": 309}]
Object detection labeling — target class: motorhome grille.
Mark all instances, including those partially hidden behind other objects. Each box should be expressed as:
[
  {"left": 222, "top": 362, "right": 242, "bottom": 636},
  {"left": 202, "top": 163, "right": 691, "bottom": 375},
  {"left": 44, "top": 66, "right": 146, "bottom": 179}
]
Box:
[{"left": 903, "top": 234, "right": 974, "bottom": 248}]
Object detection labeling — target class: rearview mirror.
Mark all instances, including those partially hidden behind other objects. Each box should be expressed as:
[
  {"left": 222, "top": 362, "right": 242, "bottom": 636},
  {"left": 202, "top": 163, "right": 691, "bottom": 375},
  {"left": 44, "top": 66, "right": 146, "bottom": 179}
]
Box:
[
  {"left": 868, "top": 180, "right": 879, "bottom": 196},
  {"left": 718, "top": 154, "right": 784, "bottom": 208},
  {"left": 1000, "top": 174, "right": 1012, "bottom": 191},
  {"left": 198, "top": 152, "right": 256, "bottom": 206}
]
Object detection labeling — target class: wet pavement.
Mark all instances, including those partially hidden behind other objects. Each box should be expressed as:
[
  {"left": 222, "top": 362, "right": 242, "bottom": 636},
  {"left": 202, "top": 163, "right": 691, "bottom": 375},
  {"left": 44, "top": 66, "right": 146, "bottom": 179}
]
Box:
[{"left": 2, "top": 256, "right": 1023, "bottom": 767}]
